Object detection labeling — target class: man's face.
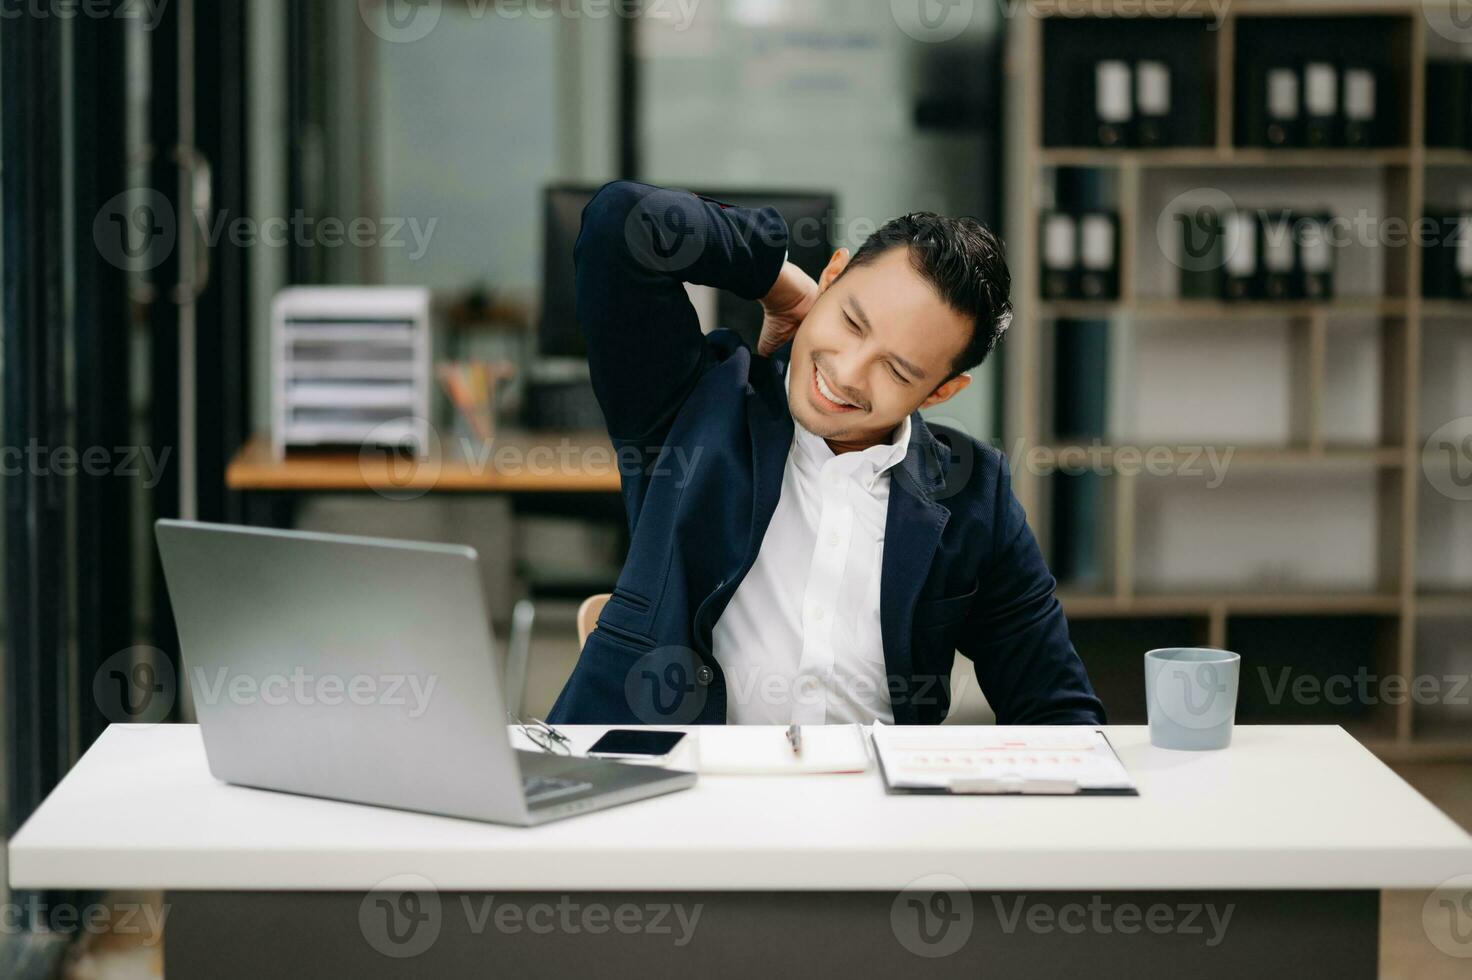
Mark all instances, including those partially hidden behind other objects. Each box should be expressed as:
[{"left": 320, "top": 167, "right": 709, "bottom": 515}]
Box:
[{"left": 787, "top": 247, "right": 973, "bottom": 446}]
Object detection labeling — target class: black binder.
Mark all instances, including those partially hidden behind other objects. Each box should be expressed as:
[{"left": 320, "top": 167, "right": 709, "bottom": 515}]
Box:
[
  {"left": 1077, "top": 212, "right": 1120, "bottom": 301},
  {"left": 1302, "top": 61, "right": 1340, "bottom": 148},
  {"left": 1423, "top": 210, "right": 1457, "bottom": 299},
  {"left": 1176, "top": 206, "right": 1224, "bottom": 299},
  {"left": 1296, "top": 213, "right": 1335, "bottom": 301},
  {"left": 1241, "top": 64, "right": 1302, "bottom": 147},
  {"left": 1134, "top": 60, "right": 1172, "bottom": 148},
  {"left": 1262, "top": 210, "right": 1300, "bottom": 301},
  {"left": 1221, "top": 209, "right": 1261, "bottom": 301},
  {"left": 1426, "top": 63, "right": 1470, "bottom": 149},
  {"left": 1040, "top": 211, "right": 1079, "bottom": 301},
  {"left": 1094, "top": 60, "right": 1133, "bottom": 148},
  {"left": 1341, "top": 66, "right": 1379, "bottom": 148}
]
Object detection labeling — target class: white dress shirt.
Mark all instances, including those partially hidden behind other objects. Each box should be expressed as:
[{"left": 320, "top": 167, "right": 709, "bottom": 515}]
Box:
[{"left": 712, "top": 365, "right": 911, "bottom": 724}]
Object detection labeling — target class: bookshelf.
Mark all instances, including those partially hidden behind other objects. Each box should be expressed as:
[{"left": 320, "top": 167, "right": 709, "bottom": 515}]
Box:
[{"left": 1007, "top": 1, "right": 1472, "bottom": 759}]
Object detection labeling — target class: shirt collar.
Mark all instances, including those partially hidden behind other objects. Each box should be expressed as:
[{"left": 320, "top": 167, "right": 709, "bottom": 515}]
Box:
[{"left": 784, "top": 361, "right": 913, "bottom": 491}]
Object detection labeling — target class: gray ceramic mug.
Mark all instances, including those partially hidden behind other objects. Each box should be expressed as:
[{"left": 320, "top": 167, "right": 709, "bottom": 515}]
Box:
[{"left": 1144, "top": 647, "right": 1241, "bottom": 750}]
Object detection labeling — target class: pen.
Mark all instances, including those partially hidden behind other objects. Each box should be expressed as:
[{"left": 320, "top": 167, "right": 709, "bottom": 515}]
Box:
[{"left": 786, "top": 723, "right": 802, "bottom": 757}]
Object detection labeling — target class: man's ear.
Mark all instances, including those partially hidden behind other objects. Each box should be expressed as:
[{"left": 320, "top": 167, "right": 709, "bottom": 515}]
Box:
[
  {"left": 919, "top": 372, "right": 972, "bottom": 409},
  {"left": 817, "top": 248, "right": 851, "bottom": 293}
]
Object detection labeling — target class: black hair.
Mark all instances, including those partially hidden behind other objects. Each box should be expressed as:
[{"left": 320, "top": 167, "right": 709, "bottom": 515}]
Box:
[{"left": 842, "top": 212, "right": 1012, "bottom": 380}]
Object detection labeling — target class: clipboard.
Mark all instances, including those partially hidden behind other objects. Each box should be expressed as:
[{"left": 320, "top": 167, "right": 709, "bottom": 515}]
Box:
[{"left": 869, "top": 724, "right": 1138, "bottom": 797}]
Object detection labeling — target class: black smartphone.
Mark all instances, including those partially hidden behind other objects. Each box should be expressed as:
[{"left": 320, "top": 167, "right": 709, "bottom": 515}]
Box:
[{"left": 586, "top": 729, "right": 687, "bottom": 761}]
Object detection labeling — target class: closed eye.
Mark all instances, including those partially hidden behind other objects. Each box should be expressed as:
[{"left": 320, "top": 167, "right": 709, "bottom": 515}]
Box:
[{"left": 888, "top": 363, "right": 911, "bottom": 385}]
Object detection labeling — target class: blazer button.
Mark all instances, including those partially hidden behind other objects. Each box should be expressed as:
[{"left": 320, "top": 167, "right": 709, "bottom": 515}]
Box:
[{"left": 695, "top": 665, "right": 714, "bottom": 686}]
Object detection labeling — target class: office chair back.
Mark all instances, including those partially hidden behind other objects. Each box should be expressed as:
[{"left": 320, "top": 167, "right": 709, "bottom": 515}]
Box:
[{"left": 577, "top": 593, "right": 610, "bottom": 649}]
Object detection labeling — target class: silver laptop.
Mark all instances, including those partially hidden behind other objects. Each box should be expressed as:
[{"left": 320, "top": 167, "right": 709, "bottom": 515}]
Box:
[{"left": 155, "top": 519, "right": 695, "bottom": 825}]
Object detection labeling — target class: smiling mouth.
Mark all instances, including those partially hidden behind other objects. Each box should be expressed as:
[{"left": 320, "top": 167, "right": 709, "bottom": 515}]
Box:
[{"left": 811, "top": 363, "right": 861, "bottom": 413}]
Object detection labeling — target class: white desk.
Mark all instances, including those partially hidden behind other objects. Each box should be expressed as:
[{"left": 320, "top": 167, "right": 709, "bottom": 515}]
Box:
[{"left": 10, "top": 723, "right": 1472, "bottom": 979}]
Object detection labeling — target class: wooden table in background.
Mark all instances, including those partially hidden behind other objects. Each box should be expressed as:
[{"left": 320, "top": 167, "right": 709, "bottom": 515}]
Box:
[{"left": 225, "top": 430, "right": 623, "bottom": 526}]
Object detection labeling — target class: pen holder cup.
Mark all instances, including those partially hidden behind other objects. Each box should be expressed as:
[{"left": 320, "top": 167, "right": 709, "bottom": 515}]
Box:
[{"left": 1144, "top": 648, "right": 1240, "bottom": 751}]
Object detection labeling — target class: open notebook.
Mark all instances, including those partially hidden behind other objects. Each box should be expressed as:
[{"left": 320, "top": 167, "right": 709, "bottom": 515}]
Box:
[{"left": 871, "top": 723, "right": 1137, "bottom": 796}]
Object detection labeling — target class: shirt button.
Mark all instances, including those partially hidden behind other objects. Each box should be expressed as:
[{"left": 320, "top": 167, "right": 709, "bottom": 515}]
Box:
[
  {"left": 827, "top": 533, "right": 841, "bottom": 547},
  {"left": 695, "top": 665, "right": 714, "bottom": 686},
  {"left": 813, "top": 607, "right": 826, "bottom": 621}
]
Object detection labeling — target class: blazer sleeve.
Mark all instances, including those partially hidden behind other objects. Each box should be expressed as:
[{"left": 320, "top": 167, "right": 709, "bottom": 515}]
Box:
[
  {"left": 575, "top": 180, "right": 789, "bottom": 442},
  {"left": 956, "top": 454, "right": 1108, "bottom": 725}
]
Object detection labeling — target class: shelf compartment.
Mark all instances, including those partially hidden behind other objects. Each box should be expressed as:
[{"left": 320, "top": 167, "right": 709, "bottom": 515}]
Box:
[
  {"left": 1232, "top": 14, "right": 1414, "bottom": 150},
  {"left": 1067, "top": 615, "right": 1213, "bottom": 724},
  {"left": 1132, "top": 468, "right": 1394, "bottom": 595},
  {"left": 1410, "top": 616, "right": 1472, "bottom": 745},
  {"left": 1134, "top": 167, "right": 1413, "bottom": 303},
  {"left": 1417, "top": 593, "right": 1472, "bottom": 618},
  {"left": 1061, "top": 592, "right": 1403, "bottom": 617},
  {"left": 1424, "top": 150, "right": 1472, "bottom": 167},
  {"left": 1041, "top": 15, "right": 1217, "bottom": 150},
  {"left": 1228, "top": 614, "right": 1402, "bottom": 730},
  {"left": 1036, "top": 297, "right": 1408, "bottom": 320},
  {"left": 1039, "top": 148, "right": 1413, "bottom": 168},
  {"left": 1039, "top": 444, "right": 1405, "bottom": 468},
  {"left": 1421, "top": 300, "right": 1472, "bottom": 318}
]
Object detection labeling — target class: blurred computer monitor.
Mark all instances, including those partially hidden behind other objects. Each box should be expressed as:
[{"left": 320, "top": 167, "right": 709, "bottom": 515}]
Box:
[{"left": 540, "top": 184, "right": 840, "bottom": 358}]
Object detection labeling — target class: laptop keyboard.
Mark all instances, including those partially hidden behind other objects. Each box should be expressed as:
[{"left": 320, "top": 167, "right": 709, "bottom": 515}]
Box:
[{"left": 523, "top": 774, "right": 594, "bottom": 805}]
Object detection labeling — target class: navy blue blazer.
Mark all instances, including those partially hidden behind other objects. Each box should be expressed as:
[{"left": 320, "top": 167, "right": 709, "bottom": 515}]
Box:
[{"left": 547, "top": 181, "right": 1105, "bottom": 727}]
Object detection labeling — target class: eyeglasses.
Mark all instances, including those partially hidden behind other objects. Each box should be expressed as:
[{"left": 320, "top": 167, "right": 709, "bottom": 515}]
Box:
[{"left": 518, "top": 717, "right": 572, "bottom": 756}]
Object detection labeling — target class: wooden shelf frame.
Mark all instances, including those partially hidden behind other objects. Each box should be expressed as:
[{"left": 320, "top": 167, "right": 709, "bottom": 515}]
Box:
[
  {"left": 1008, "top": 1, "right": 1467, "bottom": 757},
  {"left": 1036, "top": 297, "right": 1410, "bottom": 320}
]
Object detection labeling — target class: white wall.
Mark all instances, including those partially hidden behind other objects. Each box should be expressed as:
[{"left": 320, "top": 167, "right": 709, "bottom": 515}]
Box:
[{"left": 636, "top": 0, "right": 1004, "bottom": 440}]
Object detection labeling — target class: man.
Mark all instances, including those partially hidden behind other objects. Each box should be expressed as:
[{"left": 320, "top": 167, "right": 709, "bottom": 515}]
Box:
[{"left": 547, "top": 180, "right": 1104, "bottom": 727}]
